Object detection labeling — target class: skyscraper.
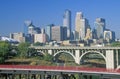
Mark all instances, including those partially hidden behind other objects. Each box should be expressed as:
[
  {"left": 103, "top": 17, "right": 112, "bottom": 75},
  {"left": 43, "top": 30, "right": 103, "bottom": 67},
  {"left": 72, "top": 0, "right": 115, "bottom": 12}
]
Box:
[
  {"left": 95, "top": 18, "right": 106, "bottom": 39},
  {"left": 45, "top": 24, "right": 54, "bottom": 42},
  {"left": 75, "top": 12, "right": 89, "bottom": 40},
  {"left": 63, "top": 9, "right": 71, "bottom": 40}
]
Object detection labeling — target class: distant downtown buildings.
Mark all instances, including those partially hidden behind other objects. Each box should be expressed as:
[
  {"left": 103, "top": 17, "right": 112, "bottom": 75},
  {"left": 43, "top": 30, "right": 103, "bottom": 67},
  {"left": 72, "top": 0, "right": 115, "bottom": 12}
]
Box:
[{"left": 9, "top": 10, "right": 115, "bottom": 46}]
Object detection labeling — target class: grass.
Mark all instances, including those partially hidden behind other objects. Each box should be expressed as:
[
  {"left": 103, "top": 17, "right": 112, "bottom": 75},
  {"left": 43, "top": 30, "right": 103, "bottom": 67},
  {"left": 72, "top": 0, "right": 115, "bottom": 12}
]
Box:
[{"left": 5, "top": 57, "right": 56, "bottom": 66}]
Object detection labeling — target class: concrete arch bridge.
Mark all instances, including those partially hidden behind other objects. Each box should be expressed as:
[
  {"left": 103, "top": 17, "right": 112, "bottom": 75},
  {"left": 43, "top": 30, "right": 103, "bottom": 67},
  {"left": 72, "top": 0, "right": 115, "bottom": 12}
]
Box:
[{"left": 33, "top": 46, "right": 120, "bottom": 70}]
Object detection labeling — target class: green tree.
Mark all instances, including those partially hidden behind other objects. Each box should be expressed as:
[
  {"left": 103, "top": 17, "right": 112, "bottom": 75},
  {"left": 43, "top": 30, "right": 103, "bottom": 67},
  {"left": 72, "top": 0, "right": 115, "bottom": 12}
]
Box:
[
  {"left": 0, "top": 41, "right": 11, "bottom": 63},
  {"left": 111, "top": 42, "right": 120, "bottom": 47},
  {"left": 17, "top": 42, "right": 30, "bottom": 58},
  {"left": 33, "top": 42, "right": 44, "bottom": 46},
  {"left": 44, "top": 53, "right": 53, "bottom": 62},
  {"left": 27, "top": 47, "right": 37, "bottom": 57}
]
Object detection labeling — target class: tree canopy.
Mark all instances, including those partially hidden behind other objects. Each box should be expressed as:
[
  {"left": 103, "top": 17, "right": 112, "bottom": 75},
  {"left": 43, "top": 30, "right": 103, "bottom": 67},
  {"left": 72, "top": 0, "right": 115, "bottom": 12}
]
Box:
[
  {"left": 33, "top": 42, "right": 44, "bottom": 46},
  {"left": 0, "top": 41, "right": 11, "bottom": 63},
  {"left": 44, "top": 53, "right": 53, "bottom": 62},
  {"left": 17, "top": 42, "right": 30, "bottom": 58},
  {"left": 111, "top": 42, "right": 120, "bottom": 47}
]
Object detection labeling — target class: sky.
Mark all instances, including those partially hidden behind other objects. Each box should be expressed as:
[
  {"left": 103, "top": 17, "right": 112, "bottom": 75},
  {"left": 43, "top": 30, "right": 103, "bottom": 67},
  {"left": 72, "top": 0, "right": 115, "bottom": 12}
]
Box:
[{"left": 0, "top": 0, "right": 120, "bottom": 39}]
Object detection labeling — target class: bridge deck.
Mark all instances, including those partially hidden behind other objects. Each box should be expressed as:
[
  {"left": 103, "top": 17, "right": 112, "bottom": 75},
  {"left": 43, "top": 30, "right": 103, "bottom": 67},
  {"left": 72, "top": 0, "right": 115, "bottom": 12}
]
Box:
[{"left": 33, "top": 46, "right": 120, "bottom": 50}]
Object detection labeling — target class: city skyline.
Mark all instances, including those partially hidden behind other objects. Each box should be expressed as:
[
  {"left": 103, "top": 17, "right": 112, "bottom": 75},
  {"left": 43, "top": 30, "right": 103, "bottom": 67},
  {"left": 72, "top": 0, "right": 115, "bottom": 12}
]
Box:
[{"left": 0, "top": 0, "right": 120, "bottom": 39}]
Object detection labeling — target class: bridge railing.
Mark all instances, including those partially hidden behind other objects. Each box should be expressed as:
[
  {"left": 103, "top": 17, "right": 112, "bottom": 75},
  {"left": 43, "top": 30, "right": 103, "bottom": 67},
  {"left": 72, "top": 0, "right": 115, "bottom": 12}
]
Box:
[{"left": 0, "top": 65, "right": 119, "bottom": 73}]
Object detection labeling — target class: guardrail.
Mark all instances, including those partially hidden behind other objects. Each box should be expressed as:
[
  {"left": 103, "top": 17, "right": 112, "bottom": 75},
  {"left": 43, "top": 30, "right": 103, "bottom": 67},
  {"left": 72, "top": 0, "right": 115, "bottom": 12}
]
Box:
[{"left": 0, "top": 65, "right": 119, "bottom": 73}]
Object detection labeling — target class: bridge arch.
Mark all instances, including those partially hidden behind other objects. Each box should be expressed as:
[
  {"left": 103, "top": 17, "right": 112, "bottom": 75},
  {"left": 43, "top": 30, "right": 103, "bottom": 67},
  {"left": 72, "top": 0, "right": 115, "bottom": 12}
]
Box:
[
  {"left": 53, "top": 51, "right": 76, "bottom": 63},
  {"left": 79, "top": 51, "right": 106, "bottom": 66}
]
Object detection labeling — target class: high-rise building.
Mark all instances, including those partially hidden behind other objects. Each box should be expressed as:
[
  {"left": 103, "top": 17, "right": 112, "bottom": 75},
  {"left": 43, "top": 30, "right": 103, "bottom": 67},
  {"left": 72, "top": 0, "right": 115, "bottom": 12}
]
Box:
[
  {"left": 75, "top": 12, "right": 83, "bottom": 40},
  {"left": 62, "top": 27, "right": 67, "bottom": 40},
  {"left": 41, "top": 28, "right": 45, "bottom": 34},
  {"left": 51, "top": 26, "right": 67, "bottom": 42},
  {"left": 95, "top": 18, "right": 106, "bottom": 39},
  {"left": 63, "top": 9, "right": 71, "bottom": 40},
  {"left": 71, "top": 30, "right": 77, "bottom": 40},
  {"left": 26, "top": 22, "right": 41, "bottom": 43},
  {"left": 75, "top": 12, "right": 89, "bottom": 40},
  {"left": 92, "top": 28, "right": 97, "bottom": 39},
  {"left": 45, "top": 24, "right": 54, "bottom": 42},
  {"left": 112, "top": 31, "right": 116, "bottom": 41}
]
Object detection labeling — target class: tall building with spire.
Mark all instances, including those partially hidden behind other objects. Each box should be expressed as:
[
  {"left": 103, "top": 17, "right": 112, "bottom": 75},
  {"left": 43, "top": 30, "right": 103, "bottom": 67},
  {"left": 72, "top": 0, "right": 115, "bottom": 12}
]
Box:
[
  {"left": 63, "top": 9, "right": 71, "bottom": 40},
  {"left": 24, "top": 21, "right": 41, "bottom": 43},
  {"left": 75, "top": 12, "right": 89, "bottom": 40}
]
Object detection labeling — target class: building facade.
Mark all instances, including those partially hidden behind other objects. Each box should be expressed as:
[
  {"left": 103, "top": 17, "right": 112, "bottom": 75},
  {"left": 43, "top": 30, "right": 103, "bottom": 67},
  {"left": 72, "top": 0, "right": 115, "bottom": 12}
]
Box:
[
  {"left": 28, "top": 24, "right": 40, "bottom": 35},
  {"left": 10, "top": 32, "right": 26, "bottom": 43},
  {"left": 51, "top": 26, "right": 67, "bottom": 42},
  {"left": 34, "top": 34, "right": 46, "bottom": 43},
  {"left": 45, "top": 24, "right": 54, "bottom": 42},
  {"left": 104, "top": 30, "right": 114, "bottom": 43},
  {"left": 85, "top": 27, "right": 92, "bottom": 40},
  {"left": 26, "top": 22, "right": 41, "bottom": 43}
]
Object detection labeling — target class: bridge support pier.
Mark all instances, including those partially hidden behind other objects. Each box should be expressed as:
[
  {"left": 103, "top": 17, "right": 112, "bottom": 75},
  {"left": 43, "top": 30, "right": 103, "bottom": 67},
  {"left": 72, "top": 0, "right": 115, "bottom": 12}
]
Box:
[
  {"left": 39, "top": 74, "right": 43, "bottom": 79},
  {"left": 89, "top": 75, "right": 92, "bottom": 79},
  {"left": 48, "top": 50, "right": 52, "bottom": 55},
  {"left": 4, "top": 74, "right": 12, "bottom": 79},
  {"left": 8, "top": 74, "right": 12, "bottom": 79},
  {"left": 18, "top": 74, "right": 22, "bottom": 79},
  {"left": 75, "top": 50, "right": 80, "bottom": 64},
  {"left": 83, "top": 75, "right": 87, "bottom": 79},
  {"left": 79, "top": 75, "right": 92, "bottom": 79},
  {"left": 106, "top": 50, "right": 115, "bottom": 69}
]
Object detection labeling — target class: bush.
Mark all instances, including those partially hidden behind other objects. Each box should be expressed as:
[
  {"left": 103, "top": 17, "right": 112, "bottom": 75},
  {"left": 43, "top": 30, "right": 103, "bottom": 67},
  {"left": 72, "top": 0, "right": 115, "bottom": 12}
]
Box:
[
  {"left": 44, "top": 53, "right": 53, "bottom": 62},
  {"left": 30, "top": 61, "right": 37, "bottom": 65}
]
